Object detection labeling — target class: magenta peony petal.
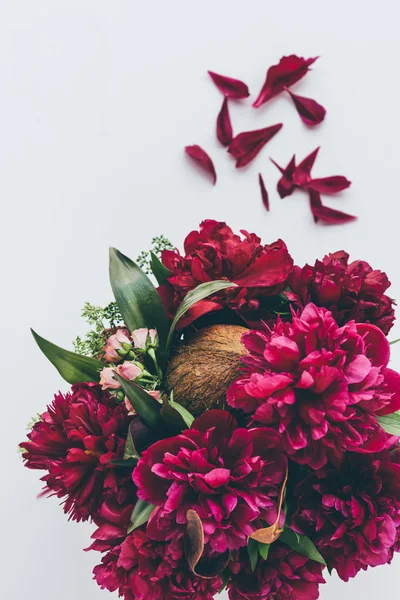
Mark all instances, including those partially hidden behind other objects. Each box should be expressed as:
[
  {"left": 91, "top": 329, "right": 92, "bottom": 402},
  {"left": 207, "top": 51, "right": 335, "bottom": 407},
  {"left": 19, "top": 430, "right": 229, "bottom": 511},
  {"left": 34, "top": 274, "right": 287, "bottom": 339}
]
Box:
[
  {"left": 234, "top": 242, "right": 294, "bottom": 287},
  {"left": 185, "top": 145, "right": 217, "bottom": 185},
  {"left": 286, "top": 88, "right": 326, "bottom": 125},
  {"left": 258, "top": 173, "right": 270, "bottom": 211},
  {"left": 208, "top": 70, "right": 250, "bottom": 98},
  {"left": 309, "top": 190, "right": 357, "bottom": 225},
  {"left": 228, "top": 124, "right": 283, "bottom": 168},
  {"left": 356, "top": 323, "right": 390, "bottom": 368},
  {"left": 293, "top": 147, "right": 320, "bottom": 186},
  {"left": 305, "top": 176, "right": 352, "bottom": 194},
  {"left": 270, "top": 155, "right": 297, "bottom": 198},
  {"left": 253, "top": 55, "right": 318, "bottom": 107},
  {"left": 376, "top": 368, "right": 400, "bottom": 415},
  {"left": 216, "top": 97, "right": 233, "bottom": 146},
  {"left": 203, "top": 468, "right": 231, "bottom": 488}
]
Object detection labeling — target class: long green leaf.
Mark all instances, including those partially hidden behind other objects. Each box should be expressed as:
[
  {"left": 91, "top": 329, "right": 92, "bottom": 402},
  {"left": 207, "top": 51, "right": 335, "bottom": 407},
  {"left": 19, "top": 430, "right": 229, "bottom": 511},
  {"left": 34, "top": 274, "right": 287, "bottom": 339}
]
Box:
[
  {"left": 166, "top": 280, "right": 237, "bottom": 351},
  {"left": 128, "top": 499, "right": 156, "bottom": 533},
  {"left": 109, "top": 248, "right": 170, "bottom": 359},
  {"left": 160, "top": 393, "right": 195, "bottom": 431},
  {"left": 123, "top": 421, "right": 141, "bottom": 460},
  {"left": 31, "top": 329, "right": 103, "bottom": 384},
  {"left": 377, "top": 412, "right": 400, "bottom": 436},
  {"left": 280, "top": 528, "right": 326, "bottom": 565},
  {"left": 259, "top": 542, "right": 270, "bottom": 560},
  {"left": 115, "top": 374, "right": 161, "bottom": 429},
  {"left": 150, "top": 251, "right": 171, "bottom": 285},
  {"left": 247, "top": 538, "right": 259, "bottom": 572}
]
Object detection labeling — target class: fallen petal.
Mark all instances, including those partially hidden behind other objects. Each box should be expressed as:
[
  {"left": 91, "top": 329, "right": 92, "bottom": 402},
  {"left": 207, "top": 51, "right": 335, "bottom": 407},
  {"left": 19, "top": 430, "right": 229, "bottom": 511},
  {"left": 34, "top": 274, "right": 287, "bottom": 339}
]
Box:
[
  {"left": 228, "top": 124, "right": 283, "bottom": 168},
  {"left": 293, "top": 147, "right": 320, "bottom": 186},
  {"left": 185, "top": 145, "right": 217, "bottom": 185},
  {"left": 286, "top": 88, "right": 326, "bottom": 125},
  {"left": 208, "top": 70, "right": 250, "bottom": 99},
  {"left": 216, "top": 97, "right": 233, "bottom": 147},
  {"left": 270, "top": 155, "right": 297, "bottom": 198},
  {"left": 305, "top": 176, "right": 351, "bottom": 194},
  {"left": 184, "top": 509, "right": 230, "bottom": 578},
  {"left": 309, "top": 189, "right": 357, "bottom": 224},
  {"left": 253, "top": 55, "right": 318, "bottom": 107},
  {"left": 259, "top": 173, "right": 270, "bottom": 211}
]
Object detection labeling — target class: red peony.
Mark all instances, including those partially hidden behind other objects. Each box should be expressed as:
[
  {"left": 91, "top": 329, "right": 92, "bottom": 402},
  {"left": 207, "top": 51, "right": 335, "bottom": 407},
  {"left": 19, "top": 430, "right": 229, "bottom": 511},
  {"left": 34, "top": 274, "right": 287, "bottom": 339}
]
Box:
[
  {"left": 227, "top": 304, "right": 400, "bottom": 469},
  {"left": 158, "top": 220, "right": 293, "bottom": 328},
  {"left": 133, "top": 410, "right": 287, "bottom": 552},
  {"left": 292, "top": 450, "right": 400, "bottom": 581},
  {"left": 227, "top": 544, "right": 325, "bottom": 600},
  {"left": 93, "top": 527, "right": 222, "bottom": 600},
  {"left": 287, "top": 251, "right": 395, "bottom": 334},
  {"left": 20, "top": 383, "right": 133, "bottom": 521}
]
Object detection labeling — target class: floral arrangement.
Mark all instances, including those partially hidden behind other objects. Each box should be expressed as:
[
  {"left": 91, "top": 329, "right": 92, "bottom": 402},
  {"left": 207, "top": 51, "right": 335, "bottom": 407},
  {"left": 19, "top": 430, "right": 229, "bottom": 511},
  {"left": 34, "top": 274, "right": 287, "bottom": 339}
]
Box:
[{"left": 21, "top": 219, "right": 400, "bottom": 600}]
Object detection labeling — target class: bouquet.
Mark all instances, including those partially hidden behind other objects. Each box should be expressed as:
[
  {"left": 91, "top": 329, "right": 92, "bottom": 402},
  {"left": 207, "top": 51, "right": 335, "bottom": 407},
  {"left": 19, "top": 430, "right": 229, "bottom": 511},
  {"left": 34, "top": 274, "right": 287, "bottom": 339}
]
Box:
[{"left": 20, "top": 220, "right": 400, "bottom": 600}]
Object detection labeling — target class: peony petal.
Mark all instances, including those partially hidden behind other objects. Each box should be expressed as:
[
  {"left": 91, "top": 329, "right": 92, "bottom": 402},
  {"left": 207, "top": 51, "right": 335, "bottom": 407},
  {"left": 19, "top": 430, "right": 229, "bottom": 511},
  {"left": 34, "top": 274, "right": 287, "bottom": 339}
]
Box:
[
  {"left": 253, "top": 55, "right": 318, "bottom": 107},
  {"left": 228, "top": 124, "right": 283, "bottom": 168},
  {"left": 286, "top": 88, "right": 326, "bottom": 126},
  {"left": 356, "top": 323, "right": 390, "bottom": 368},
  {"left": 208, "top": 70, "right": 250, "bottom": 98},
  {"left": 203, "top": 468, "right": 231, "bottom": 488},
  {"left": 258, "top": 173, "right": 270, "bottom": 211},
  {"left": 270, "top": 155, "right": 297, "bottom": 198},
  {"left": 216, "top": 97, "right": 233, "bottom": 147},
  {"left": 305, "top": 176, "right": 351, "bottom": 194},
  {"left": 234, "top": 241, "right": 293, "bottom": 287},
  {"left": 185, "top": 145, "right": 217, "bottom": 185},
  {"left": 293, "top": 147, "right": 320, "bottom": 186},
  {"left": 309, "top": 190, "right": 357, "bottom": 225},
  {"left": 376, "top": 368, "right": 400, "bottom": 415}
]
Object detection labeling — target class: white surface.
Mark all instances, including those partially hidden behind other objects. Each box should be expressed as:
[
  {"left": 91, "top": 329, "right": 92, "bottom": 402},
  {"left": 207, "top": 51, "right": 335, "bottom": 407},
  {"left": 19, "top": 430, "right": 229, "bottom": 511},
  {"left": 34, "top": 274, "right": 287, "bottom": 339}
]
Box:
[{"left": 2, "top": 1, "right": 400, "bottom": 598}]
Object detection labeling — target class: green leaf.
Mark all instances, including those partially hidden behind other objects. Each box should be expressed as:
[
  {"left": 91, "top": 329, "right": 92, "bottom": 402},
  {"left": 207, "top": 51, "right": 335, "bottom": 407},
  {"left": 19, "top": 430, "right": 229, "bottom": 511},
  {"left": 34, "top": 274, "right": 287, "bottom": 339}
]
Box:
[
  {"left": 108, "top": 457, "right": 137, "bottom": 468},
  {"left": 31, "top": 329, "right": 103, "bottom": 384},
  {"left": 150, "top": 251, "right": 171, "bottom": 285},
  {"left": 247, "top": 538, "right": 259, "bottom": 572},
  {"left": 390, "top": 338, "right": 400, "bottom": 345},
  {"left": 280, "top": 528, "right": 326, "bottom": 565},
  {"left": 115, "top": 374, "right": 161, "bottom": 429},
  {"left": 109, "top": 248, "right": 170, "bottom": 359},
  {"left": 377, "top": 412, "right": 400, "bottom": 436},
  {"left": 123, "top": 421, "right": 141, "bottom": 460},
  {"left": 160, "top": 393, "right": 195, "bottom": 431},
  {"left": 128, "top": 499, "right": 155, "bottom": 533},
  {"left": 258, "top": 542, "right": 270, "bottom": 561},
  {"left": 166, "top": 280, "right": 237, "bottom": 351}
]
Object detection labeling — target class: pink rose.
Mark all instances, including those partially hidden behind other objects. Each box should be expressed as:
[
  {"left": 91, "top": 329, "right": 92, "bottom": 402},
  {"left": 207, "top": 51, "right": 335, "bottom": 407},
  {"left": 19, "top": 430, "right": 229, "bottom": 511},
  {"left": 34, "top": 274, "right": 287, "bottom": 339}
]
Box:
[
  {"left": 99, "top": 367, "right": 120, "bottom": 390},
  {"left": 131, "top": 328, "right": 157, "bottom": 349},
  {"left": 104, "top": 329, "right": 132, "bottom": 362},
  {"left": 117, "top": 361, "right": 142, "bottom": 381}
]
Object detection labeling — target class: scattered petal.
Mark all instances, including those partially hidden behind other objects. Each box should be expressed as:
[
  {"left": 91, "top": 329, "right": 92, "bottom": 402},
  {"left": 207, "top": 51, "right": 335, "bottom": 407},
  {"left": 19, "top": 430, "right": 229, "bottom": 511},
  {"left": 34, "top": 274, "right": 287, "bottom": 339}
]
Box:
[
  {"left": 309, "top": 189, "right": 357, "bottom": 224},
  {"left": 253, "top": 55, "right": 318, "bottom": 108},
  {"left": 216, "top": 98, "right": 233, "bottom": 147},
  {"left": 270, "top": 155, "right": 297, "bottom": 198},
  {"left": 286, "top": 88, "right": 326, "bottom": 126},
  {"left": 228, "top": 124, "right": 283, "bottom": 168},
  {"left": 258, "top": 173, "right": 270, "bottom": 211},
  {"left": 293, "top": 147, "right": 320, "bottom": 186},
  {"left": 208, "top": 70, "right": 250, "bottom": 99},
  {"left": 305, "top": 176, "right": 352, "bottom": 194},
  {"left": 185, "top": 145, "right": 217, "bottom": 185},
  {"left": 184, "top": 509, "right": 230, "bottom": 578}
]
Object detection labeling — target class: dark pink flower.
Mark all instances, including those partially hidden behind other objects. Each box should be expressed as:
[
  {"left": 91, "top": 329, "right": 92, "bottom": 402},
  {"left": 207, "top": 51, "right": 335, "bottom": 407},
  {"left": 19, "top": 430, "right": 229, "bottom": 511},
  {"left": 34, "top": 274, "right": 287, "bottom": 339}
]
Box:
[
  {"left": 228, "top": 124, "right": 283, "bottom": 168},
  {"left": 208, "top": 71, "right": 250, "bottom": 99},
  {"left": 217, "top": 97, "right": 233, "bottom": 147},
  {"left": 253, "top": 55, "right": 318, "bottom": 108},
  {"left": 227, "top": 304, "right": 399, "bottom": 469},
  {"left": 258, "top": 173, "right": 269, "bottom": 211},
  {"left": 157, "top": 220, "right": 293, "bottom": 328},
  {"left": 228, "top": 543, "right": 325, "bottom": 600},
  {"left": 287, "top": 250, "right": 396, "bottom": 334},
  {"left": 286, "top": 88, "right": 326, "bottom": 126},
  {"left": 292, "top": 450, "right": 400, "bottom": 581},
  {"left": 185, "top": 145, "right": 217, "bottom": 185},
  {"left": 20, "top": 383, "right": 132, "bottom": 521},
  {"left": 133, "top": 410, "right": 287, "bottom": 552},
  {"left": 309, "top": 190, "right": 357, "bottom": 224}
]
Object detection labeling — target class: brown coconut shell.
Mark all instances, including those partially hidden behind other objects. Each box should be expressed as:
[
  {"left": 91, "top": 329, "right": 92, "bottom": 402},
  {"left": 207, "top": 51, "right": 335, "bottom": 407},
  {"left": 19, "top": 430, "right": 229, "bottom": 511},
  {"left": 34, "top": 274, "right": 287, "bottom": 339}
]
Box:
[{"left": 165, "top": 324, "right": 248, "bottom": 417}]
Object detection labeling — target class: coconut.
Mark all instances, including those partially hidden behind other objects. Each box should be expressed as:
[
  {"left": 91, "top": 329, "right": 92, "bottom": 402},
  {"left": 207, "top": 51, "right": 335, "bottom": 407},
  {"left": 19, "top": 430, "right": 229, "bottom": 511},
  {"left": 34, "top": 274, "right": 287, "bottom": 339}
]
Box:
[{"left": 165, "top": 324, "right": 248, "bottom": 417}]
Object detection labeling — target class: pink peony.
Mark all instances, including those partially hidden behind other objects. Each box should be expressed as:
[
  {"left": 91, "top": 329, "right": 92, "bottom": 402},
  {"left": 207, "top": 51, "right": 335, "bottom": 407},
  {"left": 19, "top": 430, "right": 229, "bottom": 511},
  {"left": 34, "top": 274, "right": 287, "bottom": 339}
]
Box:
[
  {"left": 158, "top": 220, "right": 293, "bottom": 328},
  {"left": 287, "top": 251, "right": 395, "bottom": 334},
  {"left": 20, "top": 383, "right": 133, "bottom": 521},
  {"left": 227, "top": 543, "right": 325, "bottom": 600},
  {"left": 292, "top": 450, "right": 400, "bottom": 581},
  {"left": 131, "top": 328, "right": 157, "bottom": 349},
  {"left": 227, "top": 304, "right": 400, "bottom": 469},
  {"left": 104, "top": 329, "right": 132, "bottom": 362},
  {"left": 133, "top": 410, "right": 287, "bottom": 552}
]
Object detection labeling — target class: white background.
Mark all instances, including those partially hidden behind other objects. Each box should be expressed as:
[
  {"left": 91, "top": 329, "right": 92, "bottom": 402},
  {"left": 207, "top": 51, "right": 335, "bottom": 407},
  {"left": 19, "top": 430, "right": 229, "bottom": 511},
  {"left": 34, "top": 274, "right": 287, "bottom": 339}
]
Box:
[{"left": 2, "top": 1, "right": 400, "bottom": 598}]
